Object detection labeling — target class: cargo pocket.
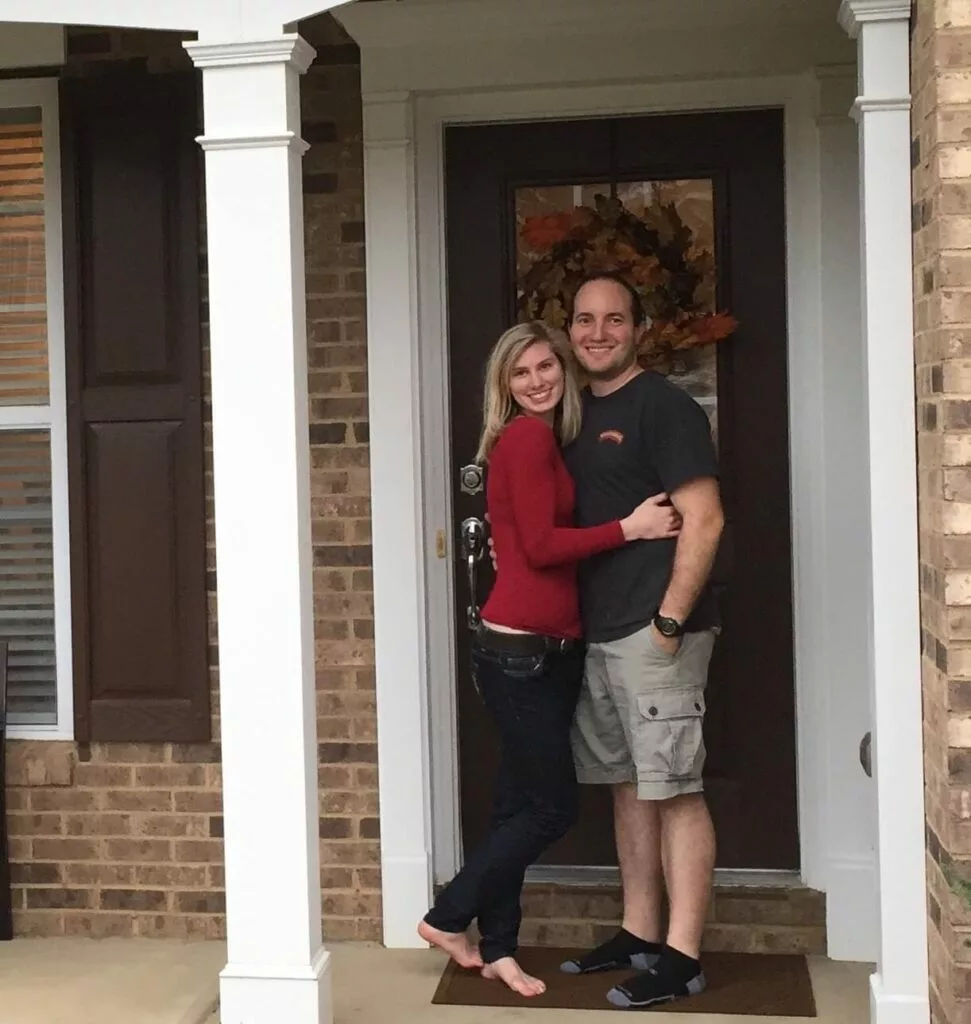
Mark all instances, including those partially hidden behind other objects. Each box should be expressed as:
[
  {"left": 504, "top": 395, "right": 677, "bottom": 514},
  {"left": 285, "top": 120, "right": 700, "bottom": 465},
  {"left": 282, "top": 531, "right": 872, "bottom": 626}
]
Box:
[{"left": 635, "top": 690, "right": 706, "bottom": 783}]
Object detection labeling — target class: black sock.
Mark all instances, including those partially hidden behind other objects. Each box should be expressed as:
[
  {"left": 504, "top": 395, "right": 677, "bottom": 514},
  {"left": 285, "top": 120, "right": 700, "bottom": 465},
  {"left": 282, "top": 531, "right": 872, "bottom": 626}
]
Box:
[
  {"left": 559, "top": 928, "right": 664, "bottom": 975},
  {"left": 606, "top": 946, "right": 705, "bottom": 1009},
  {"left": 657, "top": 945, "right": 701, "bottom": 985}
]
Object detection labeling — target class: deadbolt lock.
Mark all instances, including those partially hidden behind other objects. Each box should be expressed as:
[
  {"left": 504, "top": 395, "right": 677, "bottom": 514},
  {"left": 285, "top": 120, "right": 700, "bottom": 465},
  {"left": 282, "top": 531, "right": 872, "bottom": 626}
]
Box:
[{"left": 459, "top": 463, "right": 484, "bottom": 496}]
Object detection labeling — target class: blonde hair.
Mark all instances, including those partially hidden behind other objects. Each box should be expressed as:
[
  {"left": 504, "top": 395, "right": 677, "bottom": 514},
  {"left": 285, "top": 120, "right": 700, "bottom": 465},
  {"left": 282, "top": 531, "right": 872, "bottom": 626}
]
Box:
[{"left": 475, "top": 321, "right": 583, "bottom": 463}]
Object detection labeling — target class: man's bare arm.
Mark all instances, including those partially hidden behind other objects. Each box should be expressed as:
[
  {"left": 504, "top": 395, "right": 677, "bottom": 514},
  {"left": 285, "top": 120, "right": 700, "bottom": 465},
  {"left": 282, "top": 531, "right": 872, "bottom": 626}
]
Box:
[{"left": 658, "top": 477, "right": 724, "bottom": 625}]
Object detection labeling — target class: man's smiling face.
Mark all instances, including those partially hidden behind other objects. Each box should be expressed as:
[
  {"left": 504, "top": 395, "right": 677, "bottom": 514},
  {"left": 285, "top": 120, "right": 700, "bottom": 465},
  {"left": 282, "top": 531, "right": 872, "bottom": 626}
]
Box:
[{"left": 569, "top": 278, "right": 641, "bottom": 382}]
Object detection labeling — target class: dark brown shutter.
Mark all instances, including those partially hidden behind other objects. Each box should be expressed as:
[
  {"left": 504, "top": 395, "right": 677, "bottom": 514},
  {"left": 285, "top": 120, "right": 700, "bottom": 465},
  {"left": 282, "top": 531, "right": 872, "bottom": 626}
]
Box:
[{"left": 61, "top": 68, "right": 209, "bottom": 742}]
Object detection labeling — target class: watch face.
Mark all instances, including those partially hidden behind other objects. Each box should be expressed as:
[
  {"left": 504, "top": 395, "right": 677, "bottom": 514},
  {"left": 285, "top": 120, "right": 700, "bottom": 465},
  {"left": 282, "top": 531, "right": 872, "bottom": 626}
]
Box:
[{"left": 656, "top": 616, "right": 679, "bottom": 637}]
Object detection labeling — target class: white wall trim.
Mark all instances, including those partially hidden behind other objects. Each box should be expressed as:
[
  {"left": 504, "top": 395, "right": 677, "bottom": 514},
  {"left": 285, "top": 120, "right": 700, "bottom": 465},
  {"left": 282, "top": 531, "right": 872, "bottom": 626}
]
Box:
[
  {"left": 815, "top": 62, "right": 880, "bottom": 964},
  {"left": 2, "top": 77, "right": 73, "bottom": 742},
  {"left": 360, "top": 90, "right": 436, "bottom": 950}
]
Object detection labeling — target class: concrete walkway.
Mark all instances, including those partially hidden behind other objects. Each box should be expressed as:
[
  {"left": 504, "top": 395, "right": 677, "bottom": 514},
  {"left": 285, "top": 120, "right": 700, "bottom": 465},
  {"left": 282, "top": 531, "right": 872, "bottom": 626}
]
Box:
[
  {"left": 0, "top": 938, "right": 871, "bottom": 1024},
  {"left": 0, "top": 937, "right": 225, "bottom": 1024}
]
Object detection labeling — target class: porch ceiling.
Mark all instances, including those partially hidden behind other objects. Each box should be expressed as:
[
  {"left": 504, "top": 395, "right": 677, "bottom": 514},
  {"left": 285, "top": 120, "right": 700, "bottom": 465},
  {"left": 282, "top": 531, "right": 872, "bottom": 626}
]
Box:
[
  {"left": 339, "top": 0, "right": 847, "bottom": 41},
  {"left": 336, "top": 0, "right": 853, "bottom": 96}
]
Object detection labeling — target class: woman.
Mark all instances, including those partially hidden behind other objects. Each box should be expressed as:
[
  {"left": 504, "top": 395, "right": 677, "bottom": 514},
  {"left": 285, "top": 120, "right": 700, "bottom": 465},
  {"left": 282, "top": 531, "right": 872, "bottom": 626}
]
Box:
[{"left": 417, "top": 321, "right": 681, "bottom": 997}]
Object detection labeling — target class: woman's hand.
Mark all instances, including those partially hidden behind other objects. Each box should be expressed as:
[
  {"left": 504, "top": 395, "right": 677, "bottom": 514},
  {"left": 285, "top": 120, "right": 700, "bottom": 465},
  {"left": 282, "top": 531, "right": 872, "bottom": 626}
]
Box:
[{"left": 620, "top": 493, "right": 682, "bottom": 542}]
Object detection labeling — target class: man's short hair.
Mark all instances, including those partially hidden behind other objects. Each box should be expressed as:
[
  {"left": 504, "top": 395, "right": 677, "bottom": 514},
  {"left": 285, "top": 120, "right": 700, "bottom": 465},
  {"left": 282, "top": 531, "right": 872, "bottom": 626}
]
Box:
[{"left": 570, "top": 271, "right": 647, "bottom": 326}]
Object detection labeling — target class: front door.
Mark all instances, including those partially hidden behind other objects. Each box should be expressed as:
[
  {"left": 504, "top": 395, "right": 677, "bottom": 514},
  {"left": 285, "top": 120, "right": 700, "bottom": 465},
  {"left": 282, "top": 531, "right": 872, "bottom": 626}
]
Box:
[{"left": 445, "top": 110, "right": 796, "bottom": 870}]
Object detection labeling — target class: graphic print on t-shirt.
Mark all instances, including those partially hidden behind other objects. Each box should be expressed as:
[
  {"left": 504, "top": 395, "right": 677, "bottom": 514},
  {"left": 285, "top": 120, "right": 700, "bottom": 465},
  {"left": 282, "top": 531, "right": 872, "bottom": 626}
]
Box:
[{"left": 598, "top": 429, "right": 624, "bottom": 445}]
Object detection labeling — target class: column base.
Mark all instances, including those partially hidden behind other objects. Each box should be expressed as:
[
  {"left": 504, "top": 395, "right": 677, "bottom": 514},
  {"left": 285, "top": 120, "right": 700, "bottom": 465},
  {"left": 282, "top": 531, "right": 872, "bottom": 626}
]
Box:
[
  {"left": 219, "top": 946, "right": 332, "bottom": 1024},
  {"left": 381, "top": 852, "right": 431, "bottom": 949},
  {"left": 869, "top": 973, "right": 929, "bottom": 1024},
  {"left": 826, "top": 857, "right": 879, "bottom": 962}
]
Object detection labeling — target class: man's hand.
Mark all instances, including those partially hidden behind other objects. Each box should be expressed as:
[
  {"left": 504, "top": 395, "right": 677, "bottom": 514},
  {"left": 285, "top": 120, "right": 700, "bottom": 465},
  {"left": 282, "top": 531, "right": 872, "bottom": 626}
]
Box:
[
  {"left": 620, "top": 492, "right": 682, "bottom": 541},
  {"left": 649, "top": 623, "right": 681, "bottom": 657}
]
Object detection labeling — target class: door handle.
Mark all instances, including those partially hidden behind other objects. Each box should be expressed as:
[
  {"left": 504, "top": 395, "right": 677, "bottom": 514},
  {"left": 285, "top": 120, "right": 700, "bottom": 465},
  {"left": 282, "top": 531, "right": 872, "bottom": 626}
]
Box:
[{"left": 460, "top": 517, "right": 486, "bottom": 628}]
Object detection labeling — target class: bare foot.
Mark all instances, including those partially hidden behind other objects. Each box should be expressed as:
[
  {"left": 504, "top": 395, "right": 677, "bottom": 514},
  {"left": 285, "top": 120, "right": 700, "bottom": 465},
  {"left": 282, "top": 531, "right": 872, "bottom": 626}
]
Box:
[
  {"left": 417, "top": 919, "right": 484, "bottom": 969},
  {"left": 481, "top": 957, "right": 547, "bottom": 997}
]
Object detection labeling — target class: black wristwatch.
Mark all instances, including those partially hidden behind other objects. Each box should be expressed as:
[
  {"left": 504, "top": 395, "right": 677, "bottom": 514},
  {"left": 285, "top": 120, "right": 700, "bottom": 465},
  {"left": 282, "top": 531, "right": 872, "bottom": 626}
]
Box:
[{"left": 653, "top": 613, "right": 684, "bottom": 638}]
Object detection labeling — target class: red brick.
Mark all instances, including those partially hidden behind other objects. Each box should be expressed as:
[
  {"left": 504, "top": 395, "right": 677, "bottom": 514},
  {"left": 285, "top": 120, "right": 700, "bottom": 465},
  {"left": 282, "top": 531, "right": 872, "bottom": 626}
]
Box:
[
  {"left": 134, "top": 765, "right": 206, "bottom": 788},
  {"left": 103, "top": 839, "right": 172, "bottom": 863},
  {"left": 32, "top": 838, "right": 100, "bottom": 862},
  {"left": 74, "top": 764, "right": 133, "bottom": 788},
  {"left": 173, "top": 839, "right": 223, "bottom": 863},
  {"left": 64, "top": 864, "right": 135, "bottom": 886},
  {"left": 7, "top": 814, "right": 63, "bottom": 837}
]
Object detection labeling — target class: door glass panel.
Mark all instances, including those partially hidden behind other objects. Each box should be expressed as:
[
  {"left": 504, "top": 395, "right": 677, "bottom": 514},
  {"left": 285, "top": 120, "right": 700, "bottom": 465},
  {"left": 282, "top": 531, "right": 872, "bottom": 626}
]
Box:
[{"left": 515, "top": 180, "right": 724, "bottom": 444}]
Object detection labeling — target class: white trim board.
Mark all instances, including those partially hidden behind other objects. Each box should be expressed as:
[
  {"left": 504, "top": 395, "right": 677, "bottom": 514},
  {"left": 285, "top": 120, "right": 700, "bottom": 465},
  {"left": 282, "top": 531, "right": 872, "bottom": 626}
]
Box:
[{"left": 355, "top": 62, "right": 880, "bottom": 966}]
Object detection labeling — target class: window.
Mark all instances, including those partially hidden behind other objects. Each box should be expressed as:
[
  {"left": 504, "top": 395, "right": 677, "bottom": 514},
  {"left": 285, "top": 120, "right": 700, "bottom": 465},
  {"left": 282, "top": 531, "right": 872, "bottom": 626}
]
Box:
[{"left": 0, "top": 81, "right": 71, "bottom": 737}]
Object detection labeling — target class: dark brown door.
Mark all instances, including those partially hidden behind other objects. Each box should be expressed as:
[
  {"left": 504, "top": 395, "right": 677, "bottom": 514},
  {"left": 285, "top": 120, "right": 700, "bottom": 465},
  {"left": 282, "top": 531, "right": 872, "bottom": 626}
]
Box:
[{"left": 445, "top": 110, "right": 797, "bottom": 870}]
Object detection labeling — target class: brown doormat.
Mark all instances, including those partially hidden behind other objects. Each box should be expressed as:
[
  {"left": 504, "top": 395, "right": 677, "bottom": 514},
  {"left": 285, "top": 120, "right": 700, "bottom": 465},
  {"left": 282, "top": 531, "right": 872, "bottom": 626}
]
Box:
[{"left": 432, "top": 947, "right": 817, "bottom": 1016}]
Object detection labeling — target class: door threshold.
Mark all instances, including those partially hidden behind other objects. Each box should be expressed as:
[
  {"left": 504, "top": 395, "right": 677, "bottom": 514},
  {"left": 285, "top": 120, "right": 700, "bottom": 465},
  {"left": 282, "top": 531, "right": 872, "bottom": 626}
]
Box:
[{"left": 524, "top": 865, "right": 804, "bottom": 889}]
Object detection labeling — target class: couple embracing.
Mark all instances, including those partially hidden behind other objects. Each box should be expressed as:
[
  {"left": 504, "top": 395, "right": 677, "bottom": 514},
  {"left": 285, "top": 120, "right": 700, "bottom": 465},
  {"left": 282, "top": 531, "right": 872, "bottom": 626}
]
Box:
[{"left": 418, "top": 272, "right": 724, "bottom": 1011}]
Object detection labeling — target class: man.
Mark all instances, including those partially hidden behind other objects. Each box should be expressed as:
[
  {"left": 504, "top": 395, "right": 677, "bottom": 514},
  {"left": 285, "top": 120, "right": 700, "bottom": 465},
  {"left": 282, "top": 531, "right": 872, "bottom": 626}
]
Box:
[{"left": 558, "top": 272, "right": 724, "bottom": 1009}]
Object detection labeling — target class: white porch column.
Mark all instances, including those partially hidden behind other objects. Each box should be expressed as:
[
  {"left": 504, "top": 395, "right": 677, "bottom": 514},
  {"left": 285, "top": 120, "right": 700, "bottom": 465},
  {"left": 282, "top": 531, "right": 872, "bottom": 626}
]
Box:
[
  {"left": 185, "top": 37, "right": 331, "bottom": 1024},
  {"left": 839, "top": 4, "right": 929, "bottom": 1024}
]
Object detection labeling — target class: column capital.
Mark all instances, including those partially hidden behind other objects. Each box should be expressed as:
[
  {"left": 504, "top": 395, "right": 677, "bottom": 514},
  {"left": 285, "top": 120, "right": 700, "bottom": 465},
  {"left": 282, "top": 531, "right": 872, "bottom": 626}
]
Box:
[
  {"left": 362, "top": 92, "right": 415, "bottom": 150},
  {"left": 184, "top": 34, "right": 315, "bottom": 73},
  {"left": 839, "top": 0, "right": 911, "bottom": 38},
  {"left": 185, "top": 34, "right": 315, "bottom": 154}
]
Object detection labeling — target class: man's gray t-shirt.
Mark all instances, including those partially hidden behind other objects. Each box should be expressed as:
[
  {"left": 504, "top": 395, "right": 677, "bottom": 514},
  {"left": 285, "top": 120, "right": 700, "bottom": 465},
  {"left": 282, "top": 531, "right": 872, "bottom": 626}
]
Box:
[{"left": 563, "top": 370, "right": 720, "bottom": 643}]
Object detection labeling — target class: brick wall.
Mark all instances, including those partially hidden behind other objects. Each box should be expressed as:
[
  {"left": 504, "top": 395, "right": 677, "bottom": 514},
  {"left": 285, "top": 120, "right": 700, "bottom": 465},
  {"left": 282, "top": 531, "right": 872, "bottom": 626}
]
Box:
[
  {"left": 5, "top": 17, "right": 380, "bottom": 942},
  {"left": 302, "top": 13, "right": 381, "bottom": 941},
  {"left": 914, "top": 2, "right": 971, "bottom": 1021}
]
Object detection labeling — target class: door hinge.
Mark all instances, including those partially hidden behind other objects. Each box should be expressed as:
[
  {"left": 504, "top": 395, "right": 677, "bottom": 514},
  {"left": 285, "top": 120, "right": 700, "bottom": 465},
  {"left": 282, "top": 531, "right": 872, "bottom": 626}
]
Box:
[{"left": 435, "top": 529, "right": 447, "bottom": 559}]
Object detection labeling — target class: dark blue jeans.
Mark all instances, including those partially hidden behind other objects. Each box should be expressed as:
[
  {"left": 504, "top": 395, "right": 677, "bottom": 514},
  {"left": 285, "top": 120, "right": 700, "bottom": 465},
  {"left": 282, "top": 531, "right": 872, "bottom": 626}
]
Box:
[{"left": 424, "top": 638, "right": 584, "bottom": 963}]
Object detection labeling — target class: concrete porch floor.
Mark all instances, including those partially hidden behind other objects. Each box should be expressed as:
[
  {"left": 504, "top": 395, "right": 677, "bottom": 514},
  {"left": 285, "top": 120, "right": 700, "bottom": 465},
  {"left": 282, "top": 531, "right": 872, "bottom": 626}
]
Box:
[{"left": 0, "top": 938, "right": 871, "bottom": 1024}]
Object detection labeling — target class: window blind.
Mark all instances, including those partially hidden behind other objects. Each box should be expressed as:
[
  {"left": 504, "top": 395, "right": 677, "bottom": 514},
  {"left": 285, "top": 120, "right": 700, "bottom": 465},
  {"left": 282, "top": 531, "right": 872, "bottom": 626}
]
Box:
[{"left": 0, "top": 106, "right": 56, "bottom": 726}]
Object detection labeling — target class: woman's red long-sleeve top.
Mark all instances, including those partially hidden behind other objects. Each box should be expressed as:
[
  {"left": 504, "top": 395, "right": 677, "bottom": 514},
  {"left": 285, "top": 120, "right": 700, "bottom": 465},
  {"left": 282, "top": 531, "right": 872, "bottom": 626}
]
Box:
[{"left": 479, "top": 416, "right": 625, "bottom": 639}]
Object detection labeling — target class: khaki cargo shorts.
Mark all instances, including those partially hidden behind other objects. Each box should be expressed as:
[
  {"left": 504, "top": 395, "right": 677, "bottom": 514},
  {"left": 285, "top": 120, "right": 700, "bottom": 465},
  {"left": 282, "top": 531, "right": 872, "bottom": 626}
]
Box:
[{"left": 571, "top": 625, "right": 717, "bottom": 801}]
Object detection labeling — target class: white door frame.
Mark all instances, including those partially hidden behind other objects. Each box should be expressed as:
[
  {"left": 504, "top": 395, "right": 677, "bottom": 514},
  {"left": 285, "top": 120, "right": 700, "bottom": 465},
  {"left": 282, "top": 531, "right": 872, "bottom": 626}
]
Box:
[
  {"left": 416, "top": 74, "right": 829, "bottom": 879},
  {"left": 413, "top": 68, "right": 859, "bottom": 931},
  {"left": 355, "top": 60, "right": 879, "bottom": 951}
]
